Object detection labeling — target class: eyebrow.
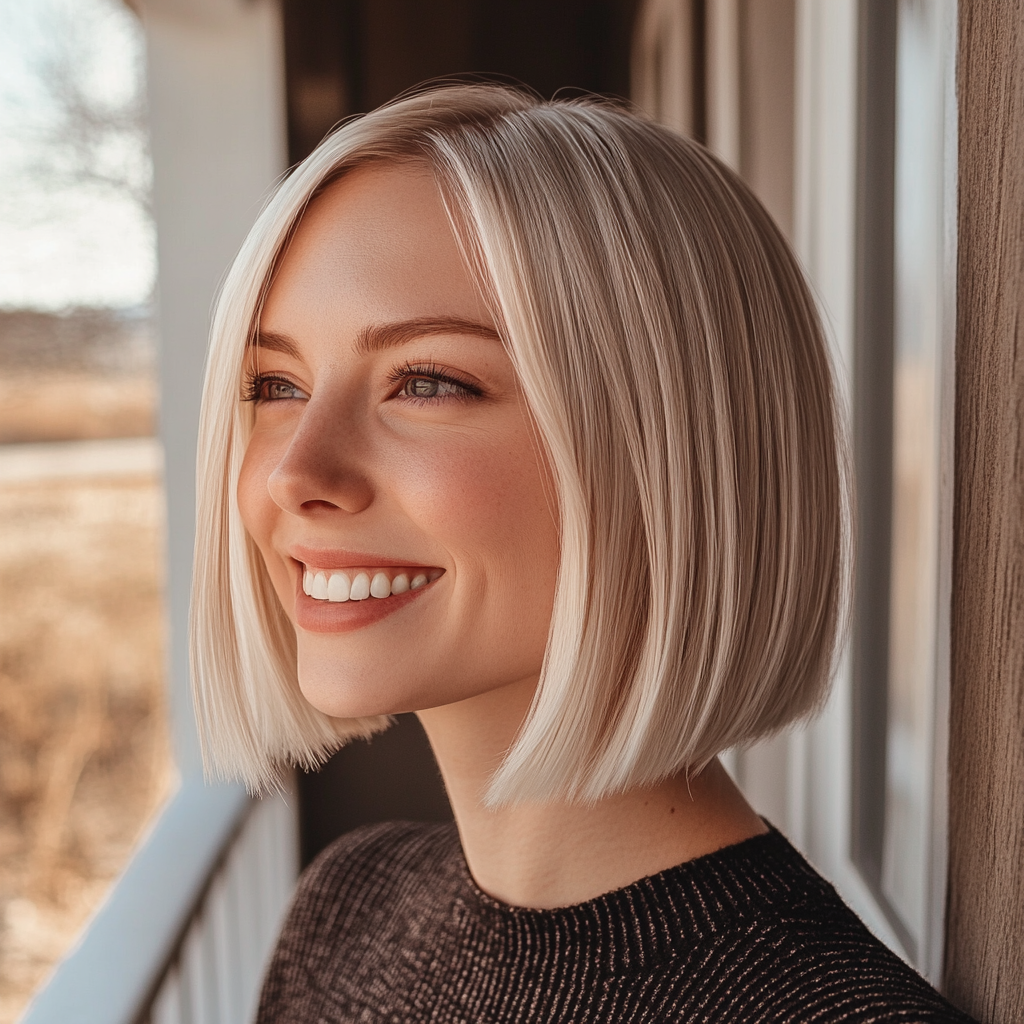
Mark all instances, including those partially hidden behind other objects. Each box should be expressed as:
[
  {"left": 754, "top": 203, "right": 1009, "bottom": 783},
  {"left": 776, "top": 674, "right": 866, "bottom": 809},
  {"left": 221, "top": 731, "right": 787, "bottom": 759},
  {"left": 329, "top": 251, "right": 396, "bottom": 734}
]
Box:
[{"left": 253, "top": 316, "right": 501, "bottom": 357}]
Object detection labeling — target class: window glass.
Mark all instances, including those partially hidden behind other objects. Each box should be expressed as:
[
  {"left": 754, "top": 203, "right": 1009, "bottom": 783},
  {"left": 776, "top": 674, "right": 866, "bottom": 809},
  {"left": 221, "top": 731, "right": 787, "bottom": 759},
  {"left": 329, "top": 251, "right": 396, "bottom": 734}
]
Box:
[
  {"left": 851, "top": 0, "right": 952, "bottom": 966},
  {"left": 0, "top": 2, "right": 174, "bottom": 1020},
  {"left": 881, "top": 0, "right": 946, "bottom": 946}
]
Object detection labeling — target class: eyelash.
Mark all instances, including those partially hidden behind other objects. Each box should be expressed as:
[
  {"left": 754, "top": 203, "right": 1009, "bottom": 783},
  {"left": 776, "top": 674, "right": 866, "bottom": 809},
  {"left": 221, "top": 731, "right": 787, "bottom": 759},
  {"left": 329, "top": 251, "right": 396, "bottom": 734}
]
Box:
[{"left": 240, "top": 363, "right": 483, "bottom": 404}]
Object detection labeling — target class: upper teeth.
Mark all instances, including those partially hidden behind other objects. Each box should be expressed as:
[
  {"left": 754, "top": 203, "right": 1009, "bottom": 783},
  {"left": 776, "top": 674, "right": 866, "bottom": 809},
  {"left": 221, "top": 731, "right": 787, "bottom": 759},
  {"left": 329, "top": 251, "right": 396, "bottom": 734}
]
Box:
[{"left": 302, "top": 566, "right": 440, "bottom": 602}]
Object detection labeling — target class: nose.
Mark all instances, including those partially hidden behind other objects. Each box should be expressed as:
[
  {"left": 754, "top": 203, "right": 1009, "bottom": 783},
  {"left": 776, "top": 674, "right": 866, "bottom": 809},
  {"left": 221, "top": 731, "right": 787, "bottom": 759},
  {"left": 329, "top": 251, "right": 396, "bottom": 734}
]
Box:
[{"left": 266, "top": 395, "right": 374, "bottom": 516}]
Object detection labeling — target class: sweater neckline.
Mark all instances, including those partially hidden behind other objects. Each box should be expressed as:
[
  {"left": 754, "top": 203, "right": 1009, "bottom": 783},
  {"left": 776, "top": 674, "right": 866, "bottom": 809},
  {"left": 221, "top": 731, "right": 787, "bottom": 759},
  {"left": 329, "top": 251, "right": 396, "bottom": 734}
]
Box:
[{"left": 445, "top": 822, "right": 832, "bottom": 974}]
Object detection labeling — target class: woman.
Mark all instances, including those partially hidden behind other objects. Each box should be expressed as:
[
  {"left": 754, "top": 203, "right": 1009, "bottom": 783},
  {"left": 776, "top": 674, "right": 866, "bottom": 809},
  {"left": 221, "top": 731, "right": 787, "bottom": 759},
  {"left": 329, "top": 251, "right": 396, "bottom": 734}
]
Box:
[{"left": 191, "top": 84, "right": 974, "bottom": 1022}]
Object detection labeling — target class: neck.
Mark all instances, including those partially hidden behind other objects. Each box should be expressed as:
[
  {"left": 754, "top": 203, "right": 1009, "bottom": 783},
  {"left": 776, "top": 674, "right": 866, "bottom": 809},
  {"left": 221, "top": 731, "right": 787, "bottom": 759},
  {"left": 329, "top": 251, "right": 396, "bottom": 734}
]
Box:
[{"left": 416, "top": 678, "right": 768, "bottom": 910}]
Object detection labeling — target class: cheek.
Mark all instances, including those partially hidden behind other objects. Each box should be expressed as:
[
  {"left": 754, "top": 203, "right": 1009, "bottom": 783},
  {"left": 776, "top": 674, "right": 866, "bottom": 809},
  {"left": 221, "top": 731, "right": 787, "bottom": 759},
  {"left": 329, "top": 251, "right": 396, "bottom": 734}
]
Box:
[
  {"left": 236, "top": 435, "right": 290, "bottom": 592},
  {"left": 237, "top": 440, "right": 271, "bottom": 541},
  {"left": 393, "top": 428, "right": 559, "bottom": 591}
]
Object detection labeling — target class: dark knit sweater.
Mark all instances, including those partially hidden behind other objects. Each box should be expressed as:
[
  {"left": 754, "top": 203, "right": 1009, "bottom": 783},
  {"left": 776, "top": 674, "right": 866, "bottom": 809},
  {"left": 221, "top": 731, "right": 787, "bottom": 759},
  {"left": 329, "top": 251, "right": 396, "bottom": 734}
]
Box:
[{"left": 257, "top": 820, "right": 975, "bottom": 1023}]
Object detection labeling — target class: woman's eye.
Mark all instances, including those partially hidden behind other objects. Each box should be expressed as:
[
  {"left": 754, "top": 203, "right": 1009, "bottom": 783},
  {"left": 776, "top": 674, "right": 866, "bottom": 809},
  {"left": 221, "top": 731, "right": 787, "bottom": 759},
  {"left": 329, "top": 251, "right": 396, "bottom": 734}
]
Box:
[
  {"left": 242, "top": 374, "right": 307, "bottom": 403},
  {"left": 402, "top": 377, "right": 446, "bottom": 399},
  {"left": 398, "top": 374, "right": 476, "bottom": 401},
  {"left": 265, "top": 379, "right": 301, "bottom": 400}
]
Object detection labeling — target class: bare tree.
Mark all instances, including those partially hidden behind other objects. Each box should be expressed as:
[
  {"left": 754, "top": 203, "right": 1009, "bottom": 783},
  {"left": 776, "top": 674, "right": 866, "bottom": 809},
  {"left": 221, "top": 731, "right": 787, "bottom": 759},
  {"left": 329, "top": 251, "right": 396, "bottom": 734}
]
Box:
[{"left": 3, "top": 0, "right": 152, "bottom": 219}]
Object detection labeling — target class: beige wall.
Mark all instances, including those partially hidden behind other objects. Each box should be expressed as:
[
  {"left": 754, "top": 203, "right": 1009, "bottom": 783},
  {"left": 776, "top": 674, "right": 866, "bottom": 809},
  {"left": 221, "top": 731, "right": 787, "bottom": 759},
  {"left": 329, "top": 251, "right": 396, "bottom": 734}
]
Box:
[{"left": 142, "top": 0, "right": 287, "bottom": 775}]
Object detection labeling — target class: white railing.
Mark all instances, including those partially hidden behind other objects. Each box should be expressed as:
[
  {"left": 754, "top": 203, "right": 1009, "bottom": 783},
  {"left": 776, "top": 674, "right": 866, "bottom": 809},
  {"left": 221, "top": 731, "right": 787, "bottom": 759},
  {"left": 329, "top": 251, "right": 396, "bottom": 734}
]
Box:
[
  {"left": 20, "top": 781, "right": 298, "bottom": 1024},
  {"left": 146, "top": 792, "right": 297, "bottom": 1024}
]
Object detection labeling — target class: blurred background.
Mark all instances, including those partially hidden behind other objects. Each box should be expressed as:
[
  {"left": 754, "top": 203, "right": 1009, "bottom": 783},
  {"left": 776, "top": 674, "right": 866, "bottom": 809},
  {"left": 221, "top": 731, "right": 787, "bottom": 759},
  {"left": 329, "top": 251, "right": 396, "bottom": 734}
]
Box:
[{"left": 0, "top": 2, "right": 171, "bottom": 1020}]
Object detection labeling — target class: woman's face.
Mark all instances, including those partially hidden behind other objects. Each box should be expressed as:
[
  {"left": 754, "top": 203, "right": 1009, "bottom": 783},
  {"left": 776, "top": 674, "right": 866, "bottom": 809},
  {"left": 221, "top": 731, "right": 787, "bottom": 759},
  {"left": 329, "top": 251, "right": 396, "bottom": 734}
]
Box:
[{"left": 238, "top": 163, "right": 559, "bottom": 719}]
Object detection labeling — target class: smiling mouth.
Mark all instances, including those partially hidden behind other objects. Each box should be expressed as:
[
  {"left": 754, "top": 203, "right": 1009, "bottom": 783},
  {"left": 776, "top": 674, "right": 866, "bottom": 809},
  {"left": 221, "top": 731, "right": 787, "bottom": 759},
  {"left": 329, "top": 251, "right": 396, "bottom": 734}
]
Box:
[{"left": 301, "top": 565, "right": 445, "bottom": 603}]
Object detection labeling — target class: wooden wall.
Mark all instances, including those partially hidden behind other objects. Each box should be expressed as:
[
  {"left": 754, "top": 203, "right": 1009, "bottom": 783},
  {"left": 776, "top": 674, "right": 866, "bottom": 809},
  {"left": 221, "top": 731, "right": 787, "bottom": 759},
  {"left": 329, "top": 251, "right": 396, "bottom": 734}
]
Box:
[{"left": 944, "top": 2, "right": 1024, "bottom": 1020}]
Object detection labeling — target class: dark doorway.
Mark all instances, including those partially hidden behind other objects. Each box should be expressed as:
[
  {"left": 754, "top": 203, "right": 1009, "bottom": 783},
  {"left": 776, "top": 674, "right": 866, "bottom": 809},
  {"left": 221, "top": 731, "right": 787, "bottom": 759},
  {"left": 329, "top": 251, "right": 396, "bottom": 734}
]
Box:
[
  {"left": 282, "top": 0, "right": 639, "bottom": 163},
  {"left": 299, "top": 714, "right": 453, "bottom": 867}
]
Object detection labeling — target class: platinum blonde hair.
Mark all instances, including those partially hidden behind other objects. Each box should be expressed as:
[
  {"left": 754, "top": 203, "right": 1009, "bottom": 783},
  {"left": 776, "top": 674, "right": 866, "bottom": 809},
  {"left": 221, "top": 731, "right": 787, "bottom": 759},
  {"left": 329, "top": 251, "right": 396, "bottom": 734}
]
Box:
[{"left": 192, "top": 84, "right": 849, "bottom": 802}]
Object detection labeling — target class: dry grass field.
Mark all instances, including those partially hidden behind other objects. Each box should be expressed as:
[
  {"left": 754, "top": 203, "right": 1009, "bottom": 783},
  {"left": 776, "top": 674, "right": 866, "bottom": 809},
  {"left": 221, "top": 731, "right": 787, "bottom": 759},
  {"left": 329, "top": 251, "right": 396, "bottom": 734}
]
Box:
[
  {"left": 0, "top": 311, "right": 172, "bottom": 1021},
  {"left": 0, "top": 464, "right": 174, "bottom": 1022},
  {"left": 0, "top": 373, "right": 156, "bottom": 444}
]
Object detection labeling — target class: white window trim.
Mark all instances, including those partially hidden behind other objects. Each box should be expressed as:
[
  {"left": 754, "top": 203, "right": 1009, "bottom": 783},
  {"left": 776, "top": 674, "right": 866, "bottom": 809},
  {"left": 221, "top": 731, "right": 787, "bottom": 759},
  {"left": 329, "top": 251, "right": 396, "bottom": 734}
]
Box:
[{"left": 789, "top": 0, "right": 958, "bottom": 986}]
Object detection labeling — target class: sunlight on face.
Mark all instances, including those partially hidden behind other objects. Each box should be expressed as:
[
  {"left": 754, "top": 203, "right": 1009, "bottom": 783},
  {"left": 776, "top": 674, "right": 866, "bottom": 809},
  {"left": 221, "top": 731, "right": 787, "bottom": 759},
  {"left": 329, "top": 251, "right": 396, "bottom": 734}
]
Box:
[{"left": 237, "top": 163, "right": 559, "bottom": 718}]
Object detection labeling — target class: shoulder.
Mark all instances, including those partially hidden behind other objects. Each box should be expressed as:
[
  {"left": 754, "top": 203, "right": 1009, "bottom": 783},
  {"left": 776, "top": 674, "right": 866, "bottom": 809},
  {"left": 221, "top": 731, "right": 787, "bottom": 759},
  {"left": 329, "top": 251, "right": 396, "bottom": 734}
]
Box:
[
  {"left": 741, "top": 904, "right": 974, "bottom": 1022},
  {"left": 285, "top": 819, "right": 460, "bottom": 936},
  {"left": 650, "top": 828, "right": 976, "bottom": 1023},
  {"left": 256, "top": 820, "right": 460, "bottom": 1022}
]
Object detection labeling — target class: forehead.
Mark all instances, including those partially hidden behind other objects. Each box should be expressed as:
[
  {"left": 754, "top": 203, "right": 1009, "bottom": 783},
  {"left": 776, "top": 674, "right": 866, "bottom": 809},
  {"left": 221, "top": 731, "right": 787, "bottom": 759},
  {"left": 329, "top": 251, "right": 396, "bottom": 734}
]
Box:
[{"left": 261, "top": 163, "right": 492, "bottom": 338}]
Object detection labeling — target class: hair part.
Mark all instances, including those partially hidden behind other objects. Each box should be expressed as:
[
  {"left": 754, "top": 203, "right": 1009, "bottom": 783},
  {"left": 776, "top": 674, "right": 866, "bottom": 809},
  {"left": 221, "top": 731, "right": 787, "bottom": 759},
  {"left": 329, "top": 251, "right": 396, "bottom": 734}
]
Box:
[{"left": 191, "top": 83, "right": 850, "bottom": 803}]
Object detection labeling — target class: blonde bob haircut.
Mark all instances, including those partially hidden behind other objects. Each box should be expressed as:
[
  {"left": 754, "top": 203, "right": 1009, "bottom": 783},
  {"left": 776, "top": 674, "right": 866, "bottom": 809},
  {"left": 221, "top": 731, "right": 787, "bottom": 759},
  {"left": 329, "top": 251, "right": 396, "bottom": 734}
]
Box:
[{"left": 192, "top": 83, "right": 849, "bottom": 804}]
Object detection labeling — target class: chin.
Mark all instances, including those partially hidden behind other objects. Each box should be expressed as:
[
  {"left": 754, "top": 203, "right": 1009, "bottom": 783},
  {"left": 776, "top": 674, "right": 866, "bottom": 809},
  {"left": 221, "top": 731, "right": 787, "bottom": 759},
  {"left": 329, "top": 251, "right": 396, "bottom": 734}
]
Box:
[
  {"left": 297, "top": 670, "right": 404, "bottom": 719},
  {"left": 294, "top": 654, "right": 441, "bottom": 719}
]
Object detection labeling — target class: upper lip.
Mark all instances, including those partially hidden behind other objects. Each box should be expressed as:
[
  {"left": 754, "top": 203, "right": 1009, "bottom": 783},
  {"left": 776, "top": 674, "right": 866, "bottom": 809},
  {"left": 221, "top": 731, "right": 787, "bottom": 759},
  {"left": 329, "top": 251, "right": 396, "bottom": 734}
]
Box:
[{"left": 287, "top": 544, "right": 438, "bottom": 570}]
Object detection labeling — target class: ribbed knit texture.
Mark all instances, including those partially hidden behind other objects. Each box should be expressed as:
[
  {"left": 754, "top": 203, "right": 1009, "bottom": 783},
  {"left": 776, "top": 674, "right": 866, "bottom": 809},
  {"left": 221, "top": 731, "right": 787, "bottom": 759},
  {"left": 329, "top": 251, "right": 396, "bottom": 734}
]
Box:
[{"left": 257, "top": 821, "right": 975, "bottom": 1023}]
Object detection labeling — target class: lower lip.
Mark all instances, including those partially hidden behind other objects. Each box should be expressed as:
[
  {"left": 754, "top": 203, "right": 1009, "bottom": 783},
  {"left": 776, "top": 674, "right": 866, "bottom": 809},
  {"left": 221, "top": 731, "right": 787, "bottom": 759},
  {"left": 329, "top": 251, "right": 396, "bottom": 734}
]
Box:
[{"left": 293, "top": 574, "right": 438, "bottom": 633}]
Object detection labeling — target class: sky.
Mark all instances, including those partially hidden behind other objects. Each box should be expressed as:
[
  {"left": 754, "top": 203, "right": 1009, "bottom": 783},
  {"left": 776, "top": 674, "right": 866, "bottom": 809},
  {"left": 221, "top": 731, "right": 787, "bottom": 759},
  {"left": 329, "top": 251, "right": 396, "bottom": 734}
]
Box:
[{"left": 0, "top": 0, "right": 155, "bottom": 311}]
